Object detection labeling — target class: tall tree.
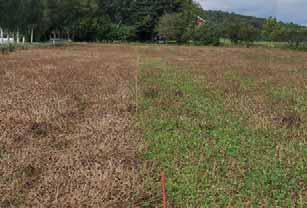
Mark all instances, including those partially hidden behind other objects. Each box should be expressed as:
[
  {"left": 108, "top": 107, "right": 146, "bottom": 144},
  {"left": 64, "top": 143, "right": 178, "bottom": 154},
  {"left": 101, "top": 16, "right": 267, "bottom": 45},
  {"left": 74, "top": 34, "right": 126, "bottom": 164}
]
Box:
[
  {"left": 131, "top": 0, "right": 189, "bottom": 41},
  {"left": 262, "top": 17, "right": 282, "bottom": 41},
  {"left": 25, "top": 0, "right": 45, "bottom": 42},
  {"left": 156, "top": 13, "right": 188, "bottom": 42}
]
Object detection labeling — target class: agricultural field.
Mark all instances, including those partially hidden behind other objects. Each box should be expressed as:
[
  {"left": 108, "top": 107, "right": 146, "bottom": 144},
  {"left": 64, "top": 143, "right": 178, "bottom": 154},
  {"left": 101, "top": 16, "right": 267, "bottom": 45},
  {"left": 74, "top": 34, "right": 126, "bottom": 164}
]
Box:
[{"left": 0, "top": 44, "right": 306, "bottom": 207}]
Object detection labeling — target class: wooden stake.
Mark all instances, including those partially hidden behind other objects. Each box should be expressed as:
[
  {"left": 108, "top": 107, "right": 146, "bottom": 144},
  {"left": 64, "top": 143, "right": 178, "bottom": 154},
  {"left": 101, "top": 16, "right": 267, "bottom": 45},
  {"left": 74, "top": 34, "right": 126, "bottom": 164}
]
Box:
[{"left": 161, "top": 172, "right": 167, "bottom": 208}]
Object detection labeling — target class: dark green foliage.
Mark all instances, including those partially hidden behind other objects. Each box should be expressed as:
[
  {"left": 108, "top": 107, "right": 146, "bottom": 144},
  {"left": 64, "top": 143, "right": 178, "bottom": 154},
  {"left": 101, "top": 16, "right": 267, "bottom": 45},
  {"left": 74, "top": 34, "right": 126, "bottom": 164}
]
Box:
[
  {"left": 226, "top": 22, "right": 261, "bottom": 45},
  {"left": 261, "top": 17, "right": 307, "bottom": 49},
  {"left": 202, "top": 10, "right": 266, "bottom": 31},
  {"left": 284, "top": 28, "right": 307, "bottom": 47},
  {"left": 193, "top": 24, "right": 221, "bottom": 46},
  {"left": 0, "top": 0, "right": 305, "bottom": 44},
  {"left": 0, "top": 0, "right": 193, "bottom": 42},
  {"left": 238, "top": 23, "right": 260, "bottom": 46},
  {"left": 226, "top": 23, "right": 241, "bottom": 43},
  {"left": 262, "top": 17, "right": 284, "bottom": 41},
  {"left": 102, "top": 24, "right": 136, "bottom": 41},
  {"left": 201, "top": 11, "right": 306, "bottom": 48},
  {"left": 156, "top": 13, "right": 191, "bottom": 43},
  {"left": 132, "top": 0, "right": 189, "bottom": 41}
]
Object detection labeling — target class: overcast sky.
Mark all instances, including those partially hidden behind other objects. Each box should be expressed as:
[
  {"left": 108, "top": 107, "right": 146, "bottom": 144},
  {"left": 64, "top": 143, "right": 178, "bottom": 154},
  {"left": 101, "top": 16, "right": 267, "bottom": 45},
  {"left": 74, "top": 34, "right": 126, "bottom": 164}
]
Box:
[{"left": 197, "top": 0, "right": 307, "bottom": 25}]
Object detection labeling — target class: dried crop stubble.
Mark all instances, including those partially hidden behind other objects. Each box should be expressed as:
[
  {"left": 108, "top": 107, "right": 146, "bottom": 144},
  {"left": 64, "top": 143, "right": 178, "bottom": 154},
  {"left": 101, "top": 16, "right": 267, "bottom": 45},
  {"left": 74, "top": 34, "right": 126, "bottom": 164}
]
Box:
[{"left": 0, "top": 45, "right": 147, "bottom": 207}]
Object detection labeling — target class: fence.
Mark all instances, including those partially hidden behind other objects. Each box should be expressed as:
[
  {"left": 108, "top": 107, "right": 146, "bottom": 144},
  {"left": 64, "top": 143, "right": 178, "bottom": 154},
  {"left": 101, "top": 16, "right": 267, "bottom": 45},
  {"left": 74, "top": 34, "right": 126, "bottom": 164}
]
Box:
[{"left": 0, "top": 37, "right": 14, "bottom": 44}]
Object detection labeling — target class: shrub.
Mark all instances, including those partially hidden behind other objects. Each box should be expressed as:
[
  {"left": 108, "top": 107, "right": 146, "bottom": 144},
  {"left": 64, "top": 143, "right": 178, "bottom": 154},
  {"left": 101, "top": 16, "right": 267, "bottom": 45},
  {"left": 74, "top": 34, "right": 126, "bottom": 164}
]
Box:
[
  {"left": 0, "top": 44, "right": 16, "bottom": 55},
  {"left": 226, "top": 22, "right": 259, "bottom": 46},
  {"left": 107, "top": 25, "right": 136, "bottom": 41},
  {"left": 156, "top": 13, "right": 190, "bottom": 43},
  {"left": 193, "top": 24, "right": 221, "bottom": 46}
]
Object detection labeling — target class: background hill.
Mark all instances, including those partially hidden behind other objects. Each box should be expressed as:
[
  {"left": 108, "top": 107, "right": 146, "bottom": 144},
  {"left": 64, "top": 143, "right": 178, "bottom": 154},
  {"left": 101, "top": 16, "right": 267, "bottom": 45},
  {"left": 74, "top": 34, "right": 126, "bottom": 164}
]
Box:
[
  {"left": 202, "top": 10, "right": 267, "bottom": 29},
  {"left": 201, "top": 10, "right": 304, "bottom": 30}
]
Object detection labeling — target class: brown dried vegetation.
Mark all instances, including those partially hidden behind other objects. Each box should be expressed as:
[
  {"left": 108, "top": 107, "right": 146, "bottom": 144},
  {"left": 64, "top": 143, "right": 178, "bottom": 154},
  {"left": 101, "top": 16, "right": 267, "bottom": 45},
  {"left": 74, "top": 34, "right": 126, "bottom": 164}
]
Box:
[{"left": 0, "top": 45, "right": 147, "bottom": 207}]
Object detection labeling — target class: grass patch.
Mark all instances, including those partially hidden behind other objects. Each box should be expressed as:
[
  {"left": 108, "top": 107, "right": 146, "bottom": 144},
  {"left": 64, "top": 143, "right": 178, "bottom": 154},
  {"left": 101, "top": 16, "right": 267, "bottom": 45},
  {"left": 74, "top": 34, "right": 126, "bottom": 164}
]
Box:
[
  {"left": 0, "top": 147, "right": 7, "bottom": 160},
  {"left": 270, "top": 87, "right": 298, "bottom": 102},
  {"left": 224, "top": 71, "right": 256, "bottom": 91},
  {"left": 269, "top": 87, "right": 306, "bottom": 113},
  {"left": 139, "top": 58, "right": 306, "bottom": 207}
]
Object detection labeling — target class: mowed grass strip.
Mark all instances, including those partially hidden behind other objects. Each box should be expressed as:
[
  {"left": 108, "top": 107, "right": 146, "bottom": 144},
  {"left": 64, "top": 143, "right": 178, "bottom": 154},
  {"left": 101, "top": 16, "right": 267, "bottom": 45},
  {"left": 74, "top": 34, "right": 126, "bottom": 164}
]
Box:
[{"left": 138, "top": 57, "right": 306, "bottom": 207}]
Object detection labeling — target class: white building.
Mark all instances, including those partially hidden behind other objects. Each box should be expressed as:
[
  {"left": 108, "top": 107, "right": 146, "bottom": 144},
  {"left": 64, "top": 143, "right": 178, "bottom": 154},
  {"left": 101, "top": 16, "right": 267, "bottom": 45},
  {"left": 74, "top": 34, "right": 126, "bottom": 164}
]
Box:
[{"left": 0, "top": 28, "right": 14, "bottom": 44}]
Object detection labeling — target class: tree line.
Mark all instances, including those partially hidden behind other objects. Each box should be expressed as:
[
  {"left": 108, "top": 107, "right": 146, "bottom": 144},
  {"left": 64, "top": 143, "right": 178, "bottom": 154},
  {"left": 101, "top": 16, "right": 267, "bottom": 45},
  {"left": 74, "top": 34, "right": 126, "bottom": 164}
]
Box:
[
  {"left": 0, "top": 0, "right": 306, "bottom": 47},
  {"left": 155, "top": 10, "right": 307, "bottom": 47},
  {"left": 221, "top": 16, "right": 307, "bottom": 47},
  {"left": 0, "top": 0, "right": 195, "bottom": 42}
]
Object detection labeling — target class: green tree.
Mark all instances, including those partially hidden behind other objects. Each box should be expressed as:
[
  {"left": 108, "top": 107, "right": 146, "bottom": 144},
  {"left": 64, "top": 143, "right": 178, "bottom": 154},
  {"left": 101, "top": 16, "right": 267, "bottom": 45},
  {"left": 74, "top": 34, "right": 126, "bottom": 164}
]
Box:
[
  {"left": 238, "top": 23, "right": 259, "bottom": 46},
  {"left": 156, "top": 13, "right": 190, "bottom": 43},
  {"left": 193, "top": 23, "right": 221, "bottom": 46},
  {"left": 25, "top": 0, "right": 45, "bottom": 42},
  {"left": 132, "top": 0, "right": 191, "bottom": 41},
  {"left": 225, "top": 22, "right": 241, "bottom": 43},
  {"left": 262, "top": 17, "right": 282, "bottom": 41},
  {"left": 0, "top": 0, "right": 9, "bottom": 31},
  {"left": 226, "top": 22, "right": 259, "bottom": 46},
  {"left": 284, "top": 28, "right": 307, "bottom": 47}
]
